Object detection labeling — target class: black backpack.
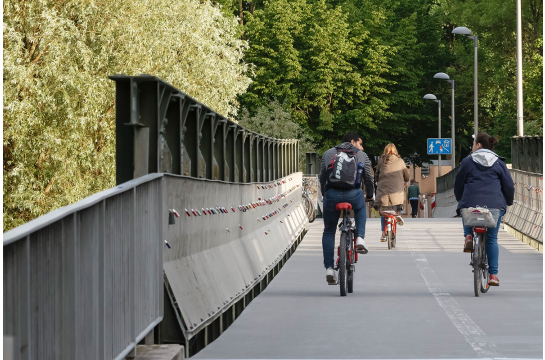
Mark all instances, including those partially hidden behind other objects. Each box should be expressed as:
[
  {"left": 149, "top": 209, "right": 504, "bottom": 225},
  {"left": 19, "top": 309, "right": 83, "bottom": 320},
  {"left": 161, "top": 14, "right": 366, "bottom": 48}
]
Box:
[{"left": 327, "top": 147, "right": 358, "bottom": 189}]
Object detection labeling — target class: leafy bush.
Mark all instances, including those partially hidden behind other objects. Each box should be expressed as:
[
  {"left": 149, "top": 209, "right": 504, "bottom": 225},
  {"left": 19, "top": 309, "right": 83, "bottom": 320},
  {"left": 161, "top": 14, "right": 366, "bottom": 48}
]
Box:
[{"left": 3, "top": 0, "right": 251, "bottom": 231}]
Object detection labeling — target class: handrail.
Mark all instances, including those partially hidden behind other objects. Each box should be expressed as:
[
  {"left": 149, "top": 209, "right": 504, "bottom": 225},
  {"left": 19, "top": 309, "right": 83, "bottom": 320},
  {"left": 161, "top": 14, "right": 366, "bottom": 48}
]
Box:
[{"left": 3, "top": 173, "right": 164, "bottom": 245}]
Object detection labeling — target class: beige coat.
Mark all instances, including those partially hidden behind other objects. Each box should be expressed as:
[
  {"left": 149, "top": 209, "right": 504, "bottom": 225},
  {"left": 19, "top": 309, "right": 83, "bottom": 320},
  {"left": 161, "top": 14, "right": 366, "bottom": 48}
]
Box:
[{"left": 374, "top": 154, "right": 410, "bottom": 207}]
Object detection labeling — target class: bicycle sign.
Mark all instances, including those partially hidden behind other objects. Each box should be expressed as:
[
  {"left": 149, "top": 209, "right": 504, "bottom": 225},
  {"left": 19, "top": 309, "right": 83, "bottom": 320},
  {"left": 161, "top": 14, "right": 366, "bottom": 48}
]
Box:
[{"left": 427, "top": 138, "right": 452, "bottom": 155}]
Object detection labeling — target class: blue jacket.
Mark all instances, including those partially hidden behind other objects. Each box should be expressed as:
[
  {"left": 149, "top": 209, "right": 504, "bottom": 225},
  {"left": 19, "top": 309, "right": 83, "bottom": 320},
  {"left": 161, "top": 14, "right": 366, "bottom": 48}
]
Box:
[{"left": 454, "top": 149, "right": 515, "bottom": 210}]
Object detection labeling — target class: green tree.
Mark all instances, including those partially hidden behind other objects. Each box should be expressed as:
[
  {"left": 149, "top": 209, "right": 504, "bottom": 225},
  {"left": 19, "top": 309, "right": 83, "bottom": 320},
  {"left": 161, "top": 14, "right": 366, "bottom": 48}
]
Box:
[
  {"left": 3, "top": 0, "right": 251, "bottom": 231},
  {"left": 241, "top": 0, "right": 451, "bottom": 161},
  {"left": 436, "top": 0, "right": 543, "bottom": 161},
  {"left": 238, "top": 100, "right": 316, "bottom": 169}
]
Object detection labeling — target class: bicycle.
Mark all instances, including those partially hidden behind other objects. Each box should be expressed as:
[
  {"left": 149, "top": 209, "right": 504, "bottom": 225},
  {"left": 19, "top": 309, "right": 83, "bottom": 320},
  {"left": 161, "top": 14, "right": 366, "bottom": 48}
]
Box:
[
  {"left": 334, "top": 202, "right": 357, "bottom": 296},
  {"left": 378, "top": 205, "right": 402, "bottom": 250},
  {"left": 461, "top": 207, "right": 501, "bottom": 297},
  {"left": 302, "top": 177, "right": 317, "bottom": 223}
]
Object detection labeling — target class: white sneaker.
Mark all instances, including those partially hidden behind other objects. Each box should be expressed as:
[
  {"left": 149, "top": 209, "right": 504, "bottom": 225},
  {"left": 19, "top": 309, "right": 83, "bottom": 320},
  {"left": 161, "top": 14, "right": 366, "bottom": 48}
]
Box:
[
  {"left": 356, "top": 237, "right": 368, "bottom": 254},
  {"left": 396, "top": 216, "right": 404, "bottom": 226},
  {"left": 326, "top": 268, "right": 337, "bottom": 284}
]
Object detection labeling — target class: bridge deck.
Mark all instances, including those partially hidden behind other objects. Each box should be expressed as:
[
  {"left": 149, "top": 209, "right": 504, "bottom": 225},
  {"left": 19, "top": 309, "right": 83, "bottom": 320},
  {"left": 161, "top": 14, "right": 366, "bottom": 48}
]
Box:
[{"left": 195, "top": 218, "right": 543, "bottom": 359}]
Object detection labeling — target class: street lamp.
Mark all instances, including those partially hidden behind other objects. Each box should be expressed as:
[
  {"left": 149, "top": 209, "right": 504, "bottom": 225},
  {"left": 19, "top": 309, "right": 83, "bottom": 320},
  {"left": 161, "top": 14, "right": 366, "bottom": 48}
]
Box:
[
  {"left": 433, "top": 72, "right": 455, "bottom": 168},
  {"left": 423, "top": 94, "right": 442, "bottom": 176},
  {"left": 452, "top": 26, "right": 478, "bottom": 137},
  {"left": 409, "top": 152, "right": 419, "bottom": 181}
]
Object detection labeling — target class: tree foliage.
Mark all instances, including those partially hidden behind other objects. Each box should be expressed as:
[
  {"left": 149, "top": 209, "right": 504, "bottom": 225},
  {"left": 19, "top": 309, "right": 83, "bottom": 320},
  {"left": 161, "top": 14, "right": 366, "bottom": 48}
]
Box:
[
  {"left": 3, "top": 0, "right": 251, "bottom": 231},
  {"left": 239, "top": 0, "right": 452, "bottom": 159},
  {"left": 237, "top": 100, "right": 316, "bottom": 169},
  {"left": 227, "top": 0, "right": 541, "bottom": 162},
  {"left": 436, "top": 0, "right": 543, "bottom": 161}
]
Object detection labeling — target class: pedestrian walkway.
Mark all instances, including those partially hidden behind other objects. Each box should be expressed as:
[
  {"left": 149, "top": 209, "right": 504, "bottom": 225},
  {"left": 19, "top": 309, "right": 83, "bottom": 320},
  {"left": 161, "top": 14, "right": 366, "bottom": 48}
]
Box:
[{"left": 195, "top": 218, "right": 542, "bottom": 359}]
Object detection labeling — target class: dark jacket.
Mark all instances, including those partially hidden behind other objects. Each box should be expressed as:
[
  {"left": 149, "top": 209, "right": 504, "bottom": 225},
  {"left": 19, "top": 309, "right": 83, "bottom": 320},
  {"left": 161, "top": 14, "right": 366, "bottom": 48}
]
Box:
[
  {"left": 454, "top": 149, "right": 515, "bottom": 210},
  {"left": 318, "top": 142, "right": 374, "bottom": 197}
]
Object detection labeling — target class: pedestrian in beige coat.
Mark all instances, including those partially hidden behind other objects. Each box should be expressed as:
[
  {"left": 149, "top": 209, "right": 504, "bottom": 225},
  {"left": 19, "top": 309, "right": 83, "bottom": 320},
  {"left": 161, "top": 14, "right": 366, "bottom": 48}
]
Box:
[{"left": 374, "top": 144, "right": 410, "bottom": 241}]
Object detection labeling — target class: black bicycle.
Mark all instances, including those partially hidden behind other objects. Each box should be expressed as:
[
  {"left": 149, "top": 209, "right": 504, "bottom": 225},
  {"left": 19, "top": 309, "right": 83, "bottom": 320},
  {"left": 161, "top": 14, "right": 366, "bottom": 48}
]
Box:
[
  {"left": 462, "top": 208, "right": 501, "bottom": 297},
  {"left": 471, "top": 226, "right": 490, "bottom": 297},
  {"left": 334, "top": 203, "right": 357, "bottom": 296}
]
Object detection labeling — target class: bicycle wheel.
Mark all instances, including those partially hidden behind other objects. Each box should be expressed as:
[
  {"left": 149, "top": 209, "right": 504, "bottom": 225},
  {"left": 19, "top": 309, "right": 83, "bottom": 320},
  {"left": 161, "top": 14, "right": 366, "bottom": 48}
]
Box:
[
  {"left": 302, "top": 194, "right": 315, "bottom": 222},
  {"left": 339, "top": 232, "right": 348, "bottom": 296},
  {"left": 387, "top": 230, "right": 393, "bottom": 250},
  {"left": 480, "top": 239, "right": 490, "bottom": 293},
  {"left": 308, "top": 199, "right": 316, "bottom": 223},
  {"left": 473, "top": 234, "right": 481, "bottom": 297},
  {"left": 392, "top": 230, "right": 396, "bottom": 248},
  {"left": 347, "top": 233, "right": 354, "bottom": 293},
  {"left": 347, "top": 267, "right": 354, "bottom": 293}
]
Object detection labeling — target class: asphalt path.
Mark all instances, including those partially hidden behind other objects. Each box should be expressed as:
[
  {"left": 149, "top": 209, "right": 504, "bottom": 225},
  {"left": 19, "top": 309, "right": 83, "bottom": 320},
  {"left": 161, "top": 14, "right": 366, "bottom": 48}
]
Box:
[{"left": 195, "top": 218, "right": 543, "bottom": 359}]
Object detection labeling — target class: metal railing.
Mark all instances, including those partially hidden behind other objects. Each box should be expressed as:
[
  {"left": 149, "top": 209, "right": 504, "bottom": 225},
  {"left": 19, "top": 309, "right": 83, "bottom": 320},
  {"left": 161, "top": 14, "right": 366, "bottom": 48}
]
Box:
[
  {"left": 3, "top": 174, "right": 165, "bottom": 360},
  {"left": 110, "top": 75, "right": 299, "bottom": 185},
  {"left": 4, "top": 75, "right": 302, "bottom": 360},
  {"left": 436, "top": 166, "right": 461, "bottom": 193},
  {"left": 503, "top": 169, "right": 543, "bottom": 242},
  {"left": 511, "top": 136, "right": 543, "bottom": 173}
]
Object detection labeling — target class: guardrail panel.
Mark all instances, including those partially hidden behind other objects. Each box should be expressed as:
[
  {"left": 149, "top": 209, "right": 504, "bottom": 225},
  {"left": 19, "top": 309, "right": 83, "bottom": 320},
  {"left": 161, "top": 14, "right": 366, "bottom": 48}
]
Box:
[
  {"left": 4, "top": 175, "right": 165, "bottom": 360},
  {"left": 162, "top": 172, "right": 307, "bottom": 340}
]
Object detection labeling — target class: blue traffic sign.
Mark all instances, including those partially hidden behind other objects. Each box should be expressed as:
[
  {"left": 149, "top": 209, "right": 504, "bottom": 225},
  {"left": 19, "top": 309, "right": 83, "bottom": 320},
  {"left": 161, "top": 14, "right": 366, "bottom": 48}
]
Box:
[{"left": 427, "top": 138, "right": 452, "bottom": 155}]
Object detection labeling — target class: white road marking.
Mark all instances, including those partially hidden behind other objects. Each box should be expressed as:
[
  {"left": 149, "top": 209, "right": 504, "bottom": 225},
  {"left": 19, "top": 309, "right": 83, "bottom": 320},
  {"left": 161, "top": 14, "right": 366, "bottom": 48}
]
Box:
[{"left": 405, "top": 234, "right": 499, "bottom": 358}]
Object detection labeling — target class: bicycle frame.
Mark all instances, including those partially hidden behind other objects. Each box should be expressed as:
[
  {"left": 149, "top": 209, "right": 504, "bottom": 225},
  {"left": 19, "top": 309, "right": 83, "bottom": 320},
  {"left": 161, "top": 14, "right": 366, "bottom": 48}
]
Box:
[
  {"left": 382, "top": 213, "right": 397, "bottom": 235},
  {"left": 336, "top": 210, "right": 358, "bottom": 269}
]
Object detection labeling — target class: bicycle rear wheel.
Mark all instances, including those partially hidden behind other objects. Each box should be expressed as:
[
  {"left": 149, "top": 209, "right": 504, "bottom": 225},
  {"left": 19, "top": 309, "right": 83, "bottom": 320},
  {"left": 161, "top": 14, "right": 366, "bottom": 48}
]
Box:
[
  {"left": 347, "top": 267, "right": 354, "bottom": 293},
  {"left": 303, "top": 193, "right": 316, "bottom": 223},
  {"left": 387, "top": 230, "right": 393, "bottom": 250},
  {"left": 347, "top": 233, "right": 354, "bottom": 293},
  {"left": 473, "top": 234, "right": 481, "bottom": 297},
  {"left": 480, "top": 239, "right": 490, "bottom": 293},
  {"left": 339, "top": 232, "right": 348, "bottom": 296},
  {"left": 308, "top": 201, "right": 316, "bottom": 223}
]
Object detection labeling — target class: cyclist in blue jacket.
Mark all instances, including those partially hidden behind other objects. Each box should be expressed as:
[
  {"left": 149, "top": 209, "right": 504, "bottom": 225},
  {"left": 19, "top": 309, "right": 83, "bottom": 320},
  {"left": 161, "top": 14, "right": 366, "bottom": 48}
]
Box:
[{"left": 454, "top": 132, "right": 515, "bottom": 286}]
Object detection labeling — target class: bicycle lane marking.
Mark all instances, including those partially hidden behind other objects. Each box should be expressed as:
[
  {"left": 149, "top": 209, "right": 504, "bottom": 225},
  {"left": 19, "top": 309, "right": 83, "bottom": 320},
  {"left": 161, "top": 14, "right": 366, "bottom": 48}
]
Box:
[{"left": 405, "top": 236, "right": 499, "bottom": 358}]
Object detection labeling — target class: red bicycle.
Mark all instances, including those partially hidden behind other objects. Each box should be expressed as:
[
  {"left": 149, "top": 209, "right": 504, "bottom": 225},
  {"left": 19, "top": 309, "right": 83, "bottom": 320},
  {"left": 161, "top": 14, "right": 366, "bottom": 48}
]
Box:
[
  {"left": 379, "top": 205, "right": 402, "bottom": 250},
  {"left": 334, "top": 203, "right": 358, "bottom": 296}
]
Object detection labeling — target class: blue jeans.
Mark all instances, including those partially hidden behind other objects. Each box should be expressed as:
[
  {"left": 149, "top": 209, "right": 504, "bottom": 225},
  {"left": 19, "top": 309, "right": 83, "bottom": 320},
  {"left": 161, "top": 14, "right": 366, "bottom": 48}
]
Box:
[
  {"left": 322, "top": 188, "right": 367, "bottom": 269},
  {"left": 463, "top": 209, "right": 506, "bottom": 275}
]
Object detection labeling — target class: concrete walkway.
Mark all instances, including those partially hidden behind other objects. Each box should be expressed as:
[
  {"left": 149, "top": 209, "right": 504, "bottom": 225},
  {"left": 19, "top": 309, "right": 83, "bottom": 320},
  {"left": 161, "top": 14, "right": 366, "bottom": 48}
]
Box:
[{"left": 195, "top": 218, "right": 543, "bottom": 359}]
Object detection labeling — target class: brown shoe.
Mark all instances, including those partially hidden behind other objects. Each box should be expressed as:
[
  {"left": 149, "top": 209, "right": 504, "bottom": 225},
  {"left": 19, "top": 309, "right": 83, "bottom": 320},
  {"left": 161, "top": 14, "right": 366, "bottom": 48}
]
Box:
[
  {"left": 464, "top": 235, "right": 473, "bottom": 252},
  {"left": 488, "top": 274, "right": 500, "bottom": 286}
]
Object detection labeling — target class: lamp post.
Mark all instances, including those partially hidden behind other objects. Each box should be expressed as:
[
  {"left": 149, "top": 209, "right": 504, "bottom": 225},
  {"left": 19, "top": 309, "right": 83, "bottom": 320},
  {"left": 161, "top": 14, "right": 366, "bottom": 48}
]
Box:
[
  {"left": 409, "top": 152, "right": 419, "bottom": 181},
  {"left": 452, "top": 26, "right": 478, "bottom": 138},
  {"left": 433, "top": 72, "right": 455, "bottom": 168},
  {"left": 516, "top": 0, "right": 524, "bottom": 135},
  {"left": 423, "top": 94, "right": 442, "bottom": 176}
]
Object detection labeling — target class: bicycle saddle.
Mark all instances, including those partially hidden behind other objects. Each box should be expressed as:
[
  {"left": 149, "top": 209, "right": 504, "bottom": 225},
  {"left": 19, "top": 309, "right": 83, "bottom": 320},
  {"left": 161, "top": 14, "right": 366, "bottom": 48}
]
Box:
[{"left": 335, "top": 203, "right": 352, "bottom": 210}]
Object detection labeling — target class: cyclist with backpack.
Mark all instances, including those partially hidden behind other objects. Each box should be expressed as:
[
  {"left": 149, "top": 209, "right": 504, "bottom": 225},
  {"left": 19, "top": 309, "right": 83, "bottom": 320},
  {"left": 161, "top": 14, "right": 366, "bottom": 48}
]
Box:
[{"left": 319, "top": 132, "right": 374, "bottom": 285}]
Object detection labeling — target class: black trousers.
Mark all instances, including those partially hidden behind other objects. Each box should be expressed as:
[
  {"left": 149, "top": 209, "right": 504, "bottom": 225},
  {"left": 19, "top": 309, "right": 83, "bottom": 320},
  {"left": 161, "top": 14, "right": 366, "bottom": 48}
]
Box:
[{"left": 410, "top": 199, "right": 419, "bottom": 218}]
